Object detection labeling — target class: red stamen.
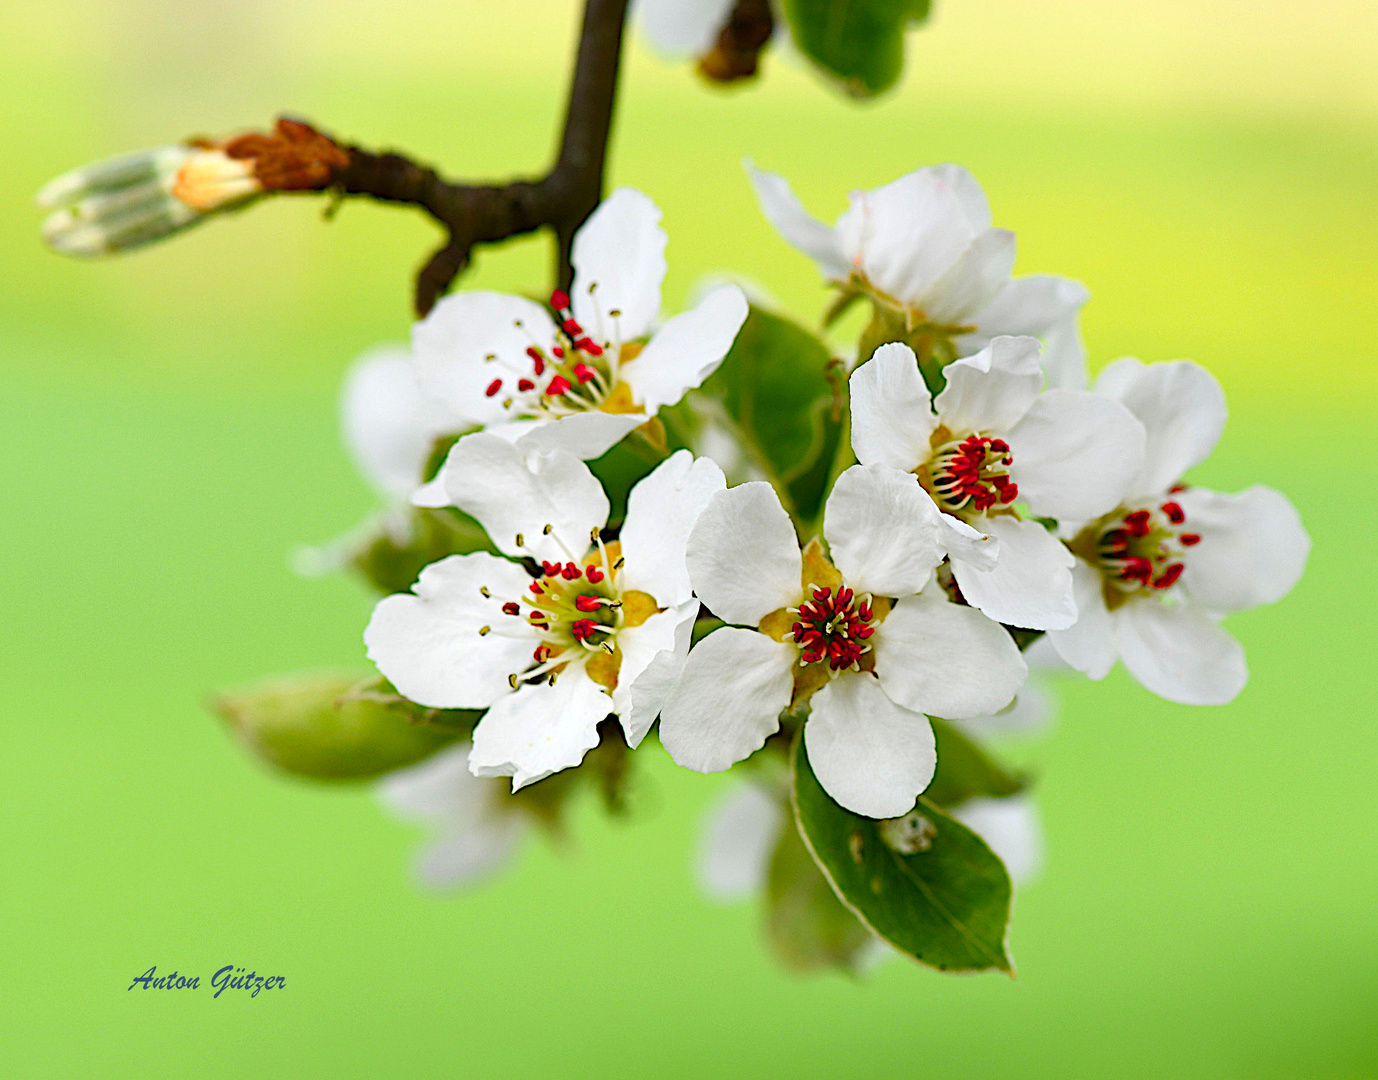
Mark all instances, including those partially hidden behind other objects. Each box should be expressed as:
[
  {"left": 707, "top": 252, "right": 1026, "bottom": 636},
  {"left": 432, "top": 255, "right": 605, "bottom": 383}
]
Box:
[
  {"left": 550, "top": 289, "right": 570, "bottom": 311},
  {"left": 541, "top": 561, "right": 562, "bottom": 577},
  {"left": 585, "top": 566, "right": 605, "bottom": 583},
  {"left": 485, "top": 378, "right": 503, "bottom": 398},
  {"left": 1152, "top": 563, "right": 1184, "bottom": 590},
  {"left": 561, "top": 562, "right": 583, "bottom": 581},
  {"left": 502, "top": 602, "right": 520, "bottom": 616},
  {"left": 1123, "top": 510, "right": 1152, "bottom": 536},
  {"left": 1161, "top": 501, "right": 1185, "bottom": 525},
  {"left": 517, "top": 379, "right": 535, "bottom": 392},
  {"left": 546, "top": 375, "right": 571, "bottom": 396},
  {"left": 571, "top": 618, "right": 598, "bottom": 641},
  {"left": 575, "top": 595, "right": 602, "bottom": 612},
  {"left": 562, "top": 319, "right": 583, "bottom": 336},
  {"left": 1180, "top": 533, "right": 1201, "bottom": 546},
  {"left": 573, "top": 363, "right": 596, "bottom": 383}
]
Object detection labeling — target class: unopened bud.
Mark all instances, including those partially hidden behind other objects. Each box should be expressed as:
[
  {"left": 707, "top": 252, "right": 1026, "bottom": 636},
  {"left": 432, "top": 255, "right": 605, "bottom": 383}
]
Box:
[{"left": 213, "top": 671, "right": 472, "bottom": 781}]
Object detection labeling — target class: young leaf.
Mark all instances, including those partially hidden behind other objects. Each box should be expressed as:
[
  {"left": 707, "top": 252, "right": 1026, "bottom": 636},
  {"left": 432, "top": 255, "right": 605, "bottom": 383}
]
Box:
[
  {"left": 781, "top": 0, "right": 932, "bottom": 98},
  {"left": 766, "top": 807, "right": 877, "bottom": 973},
  {"left": 792, "top": 732, "right": 1015, "bottom": 974},
  {"left": 924, "top": 719, "right": 1026, "bottom": 808},
  {"left": 692, "top": 305, "right": 842, "bottom": 522}
]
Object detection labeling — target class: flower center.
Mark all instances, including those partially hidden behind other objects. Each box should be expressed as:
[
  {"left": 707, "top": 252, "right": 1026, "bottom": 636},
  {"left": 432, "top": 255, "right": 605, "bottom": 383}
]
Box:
[
  {"left": 1077, "top": 489, "right": 1200, "bottom": 605},
  {"left": 924, "top": 434, "right": 1018, "bottom": 515},
  {"left": 789, "top": 585, "right": 876, "bottom": 672},
  {"left": 481, "top": 289, "right": 641, "bottom": 421}
]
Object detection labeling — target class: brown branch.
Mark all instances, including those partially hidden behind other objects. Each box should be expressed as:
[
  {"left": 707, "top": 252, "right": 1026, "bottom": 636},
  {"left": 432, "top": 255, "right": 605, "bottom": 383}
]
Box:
[{"left": 314, "top": 0, "right": 630, "bottom": 316}]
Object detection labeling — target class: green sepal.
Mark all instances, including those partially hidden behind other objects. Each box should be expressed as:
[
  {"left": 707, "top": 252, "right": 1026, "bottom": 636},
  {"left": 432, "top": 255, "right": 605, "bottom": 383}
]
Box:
[
  {"left": 924, "top": 719, "right": 1027, "bottom": 808},
  {"left": 781, "top": 0, "right": 932, "bottom": 98},
  {"left": 350, "top": 507, "right": 496, "bottom": 595},
  {"left": 792, "top": 732, "right": 1015, "bottom": 974},
  {"left": 213, "top": 671, "right": 474, "bottom": 782},
  {"left": 693, "top": 304, "right": 843, "bottom": 524}
]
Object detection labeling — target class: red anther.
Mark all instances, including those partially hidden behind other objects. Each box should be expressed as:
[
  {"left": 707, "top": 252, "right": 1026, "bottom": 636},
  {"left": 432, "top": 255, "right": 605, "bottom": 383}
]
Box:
[
  {"left": 573, "top": 363, "right": 596, "bottom": 383},
  {"left": 812, "top": 586, "right": 831, "bottom": 602},
  {"left": 576, "top": 339, "right": 604, "bottom": 357},
  {"left": 1169, "top": 484, "right": 1186, "bottom": 494},
  {"left": 1161, "top": 501, "right": 1185, "bottom": 524},
  {"left": 517, "top": 379, "right": 535, "bottom": 392},
  {"left": 546, "top": 375, "right": 572, "bottom": 396},
  {"left": 585, "top": 566, "right": 605, "bottom": 583},
  {"left": 988, "top": 439, "right": 1010, "bottom": 454},
  {"left": 858, "top": 601, "right": 873, "bottom": 620},
  {"left": 550, "top": 289, "right": 571, "bottom": 311},
  {"left": 552, "top": 346, "right": 564, "bottom": 359},
  {"left": 1120, "top": 557, "right": 1153, "bottom": 584},
  {"left": 1105, "top": 530, "right": 1130, "bottom": 553},
  {"left": 485, "top": 378, "right": 503, "bottom": 398},
  {"left": 502, "top": 602, "right": 521, "bottom": 616},
  {"left": 1123, "top": 510, "right": 1152, "bottom": 536},
  {"left": 529, "top": 582, "right": 544, "bottom": 595},
  {"left": 1180, "top": 533, "right": 1201, "bottom": 546},
  {"left": 541, "top": 561, "right": 563, "bottom": 577},
  {"left": 1152, "top": 563, "right": 1184, "bottom": 590},
  {"left": 854, "top": 625, "right": 875, "bottom": 639},
  {"left": 532, "top": 356, "right": 545, "bottom": 376},
  {"left": 562, "top": 318, "right": 583, "bottom": 336},
  {"left": 575, "top": 595, "right": 602, "bottom": 612},
  {"left": 533, "top": 645, "right": 548, "bottom": 662},
  {"left": 561, "top": 562, "right": 583, "bottom": 581},
  {"left": 571, "top": 618, "right": 598, "bottom": 641},
  {"left": 837, "top": 587, "right": 853, "bottom": 607},
  {"left": 526, "top": 346, "right": 544, "bottom": 363}
]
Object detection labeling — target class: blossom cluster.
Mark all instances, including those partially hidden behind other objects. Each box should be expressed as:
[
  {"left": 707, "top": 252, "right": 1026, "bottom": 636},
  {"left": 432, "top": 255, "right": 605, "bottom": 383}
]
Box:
[{"left": 336, "top": 165, "right": 1307, "bottom": 890}]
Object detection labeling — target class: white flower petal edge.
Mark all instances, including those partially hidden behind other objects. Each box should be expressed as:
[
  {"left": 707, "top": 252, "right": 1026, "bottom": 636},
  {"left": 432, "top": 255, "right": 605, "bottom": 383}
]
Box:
[
  {"left": 470, "top": 673, "right": 614, "bottom": 790},
  {"left": 685, "top": 481, "right": 803, "bottom": 626},
  {"left": 1115, "top": 601, "right": 1247, "bottom": 707},
  {"left": 428, "top": 432, "right": 609, "bottom": 564},
  {"left": 744, "top": 162, "right": 852, "bottom": 281},
  {"left": 620, "top": 450, "right": 727, "bottom": 606},
  {"left": 949, "top": 516, "right": 1077, "bottom": 631},
  {"left": 570, "top": 187, "right": 667, "bottom": 341},
  {"left": 873, "top": 590, "right": 1028, "bottom": 719},
  {"left": 621, "top": 284, "right": 748, "bottom": 415},
  {"left": 511, "top": 412, "right": 647, "bottom": 461},
  {"left": 613, "top": 601, "right": 700, "bottom": 748},
  {"left": 804, "top": 673, "right": 937, "bottom": 819},
  {"left": 696, "top": 780, "right": 785, "bottom": 901},
  {"left": 364, "top": 553, "right": 537, "bottom": 709},
  {"left": 1045, "top": 560, "right": 1118, "bottom": 680},
  {"left": 659, "top": 627, "right": 796, "bottom": 772},
  {"left": 849, "top": 341, "right": 938, "bottom": 471},
  {"left": 823, "top": 464, "right": 944, "bottom": 597},
  {"left": 1175, "top": 485, "right": 1310, "bottom": 614}
]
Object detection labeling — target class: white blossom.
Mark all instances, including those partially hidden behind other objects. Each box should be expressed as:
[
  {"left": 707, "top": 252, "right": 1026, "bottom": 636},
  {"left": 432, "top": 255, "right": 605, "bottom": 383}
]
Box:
[
  {"left": 850, "top": 338, "right": 1146, "bottom": 631},
  {"left": 1046, "top": 360, "right": 1309, "bottom": 705},
  {"left": 377, "top": 742, "right": 525, "bottom": 889},
  {"left": 411, "top": 188, "right": 748, "bottom": 465},
  {"left": 637, "top": 0, "right": 737, "bottom": 58},
  {"left": 660, "top": 466, "right": 1027, "bottom": 818},
  {"left": 366, "top": 437, "right": 725, "bottom": 788},
  {"left": 747, "top": 162, "right": 1092, "bottom": 387}
]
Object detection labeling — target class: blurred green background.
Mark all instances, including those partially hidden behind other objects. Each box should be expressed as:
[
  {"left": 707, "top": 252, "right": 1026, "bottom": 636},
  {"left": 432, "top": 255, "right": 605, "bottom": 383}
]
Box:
[{"left": 2, "top": 0, "right": 1374, "bottom": 1075}]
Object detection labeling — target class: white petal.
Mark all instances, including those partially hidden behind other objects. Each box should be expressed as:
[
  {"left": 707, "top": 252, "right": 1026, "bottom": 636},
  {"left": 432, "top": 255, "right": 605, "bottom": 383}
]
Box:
[
  {"left": 1007, "top": 388, "right": 1147, "bottom": 520},
  {"left": 849, "top": 342, "right": 938, "bottom": 470},
  {"left": 377, "top": 742, "right": 487, "bottom": 826},
  {"left": 745, "top": 162, "right": 852, "bottom": 281},
  {"left": 962, "top": 271, "right": 1088, "bottom": 350},
  {"left": 823, "top": 464, "right": 943, "bottom": 597},
  {"left": 949, "top": 795, "right": 1042, "bottom": 885},
  {"left": 949, "top": 515, "right": 1076, "bottom": 631},
  {"left": 1115, "top": 600, "right": 1247, "bottom": 706},
  {"left": 1098, "top": 360, "right": 1227, "bottom": 499},
  {"left": 954, "top": 676, "right": 1054, "bottom": 739},
  {"left": 620, "top": 450, "right": 728, "bottom": 606},
  {"left": 1045, "top": 559, "right": 1118, "bottom": 680},
  {"left": 413, "top": 817, "right": 524, "bottom": 890},
  {"left": 686, "top": 482, "right": 802, "bottom": 626},
  {"left": 696, "top": 780, "right": 785, "bottom": 901},
  {"left": 638, "top": 0, "right": 737, "bottom": 57},
  {"left": 1036, "top": 309, "right": 1089, "bottom": 391},
  {"left": 805, "top": 673, "right": 936, "bottom": 819},
  {"left": 659, "top": 628, "right": 795, "bottom": 772},
  {"left": 840, "top": 166, "right": 988, "bottom": 306},
  {"left": 341, "top": 347, "right": 460, "bottom": 501},
  {"left": 621, "top": 284, "right": 748, "bottom": 415},
  {"left": 613, "top": 600, "right": 699, "bottom": 747},
  {"left": 570, "top": 188, "right": 666, "bottom": 342},
  {"left": 411, "top": 291, "right": 558, "bottom": 425},
  {"left": 872, "top": 590, "right": 1028, "bottom": 719},
  {"left": 435, "top": 433, "right": 609, "bottom": 564},
  {"left": 511, "top": 412, "right": 645, "bottom": 460},
  {"left": 364, "top": 553, "right": 538, "bottom": 709},
  {"left": 937, "top": 512, "right": 1000, "bottom": 573},
  {"left": 934, "top": 336, "right": 1043, "bottom": 436},
  {"left": 921, "top": 228, "right": 1017, "bottom": 325},
  {"left": 1174, "top": 485, "right": 1310, "bottom": 614},
  {"left": 470, "top": 672, "right": 613, "bottom": 789}
]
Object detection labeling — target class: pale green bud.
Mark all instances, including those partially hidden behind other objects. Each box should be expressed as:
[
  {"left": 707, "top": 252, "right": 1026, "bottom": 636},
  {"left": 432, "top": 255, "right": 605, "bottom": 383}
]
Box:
[{"left": 213, "top": 671, "right": 474, "bottom": 782}]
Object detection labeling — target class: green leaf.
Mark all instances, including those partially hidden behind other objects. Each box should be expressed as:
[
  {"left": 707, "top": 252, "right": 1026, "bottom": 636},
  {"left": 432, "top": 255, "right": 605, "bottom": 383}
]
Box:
[
  {"left": 924, "top": 719, "right": 1026, "bottom": 808},
  {"left": 766, "top": 806, "right": 876, "bottom": 973},
  {"left": 213, "top": 671, "right": 472, "bottom": 782},
  {"left": 781, "top": 0, "right": 932, "bottom": 98},
  {"left": 792, "top": 733, "right": 1015, "bottom": 974},
  {"left": 694, "top": 305, "right": 842, "bottom": 523}
]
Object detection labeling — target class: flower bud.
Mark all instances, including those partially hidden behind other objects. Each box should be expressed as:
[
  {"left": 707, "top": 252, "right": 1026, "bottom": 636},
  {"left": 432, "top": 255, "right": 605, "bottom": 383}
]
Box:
[
  {"left": 38, "top": 118, "right": 348, "bottom": 256},
  {"left": 213, "top": 671, "right": 473, "bottom": 782}
]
